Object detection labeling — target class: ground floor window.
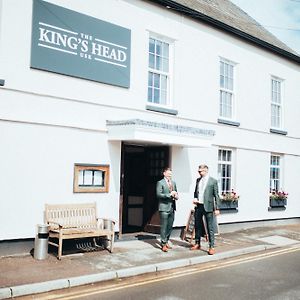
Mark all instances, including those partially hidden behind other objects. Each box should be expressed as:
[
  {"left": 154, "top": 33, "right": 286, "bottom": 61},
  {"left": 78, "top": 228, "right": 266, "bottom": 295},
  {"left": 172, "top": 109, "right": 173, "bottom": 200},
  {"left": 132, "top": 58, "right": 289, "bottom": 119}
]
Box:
[
  {"left": 270, "top": 154, "right": 281, "bottom": 191},
  {"left": 218, "top": 148, "right": 233, "bottom": 193}
]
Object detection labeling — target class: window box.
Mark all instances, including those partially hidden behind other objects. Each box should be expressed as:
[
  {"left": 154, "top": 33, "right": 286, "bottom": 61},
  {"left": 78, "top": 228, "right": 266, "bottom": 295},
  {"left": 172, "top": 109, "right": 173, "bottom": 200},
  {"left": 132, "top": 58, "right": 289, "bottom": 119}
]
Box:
[
  {"left": 219, "top": 200, "right": 238, "bottom": 210},
  {"left": 269, "top": 198, "right": 287, "bottom": 207}
]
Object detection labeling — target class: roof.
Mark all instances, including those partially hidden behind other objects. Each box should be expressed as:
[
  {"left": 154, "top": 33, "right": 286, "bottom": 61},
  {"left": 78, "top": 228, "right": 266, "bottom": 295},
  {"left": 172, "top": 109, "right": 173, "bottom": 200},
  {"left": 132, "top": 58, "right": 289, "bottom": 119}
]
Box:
[{"left": 146, "top": 0, "right": 300, "bottom": 64}]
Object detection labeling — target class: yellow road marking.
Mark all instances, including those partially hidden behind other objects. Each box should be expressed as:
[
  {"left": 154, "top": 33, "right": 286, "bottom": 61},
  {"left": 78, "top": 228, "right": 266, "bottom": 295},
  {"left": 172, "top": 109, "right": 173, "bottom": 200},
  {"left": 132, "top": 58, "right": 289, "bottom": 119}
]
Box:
[{"left": 35, "top": 246, "right": 300, "bottom": 300}]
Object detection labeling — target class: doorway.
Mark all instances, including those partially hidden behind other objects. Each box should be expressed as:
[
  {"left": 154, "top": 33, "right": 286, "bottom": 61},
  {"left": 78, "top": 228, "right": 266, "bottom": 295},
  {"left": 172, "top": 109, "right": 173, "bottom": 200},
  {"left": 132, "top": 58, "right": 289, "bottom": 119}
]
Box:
[{"left": 120, "top": 143, "right": 169, "bottom": 234}]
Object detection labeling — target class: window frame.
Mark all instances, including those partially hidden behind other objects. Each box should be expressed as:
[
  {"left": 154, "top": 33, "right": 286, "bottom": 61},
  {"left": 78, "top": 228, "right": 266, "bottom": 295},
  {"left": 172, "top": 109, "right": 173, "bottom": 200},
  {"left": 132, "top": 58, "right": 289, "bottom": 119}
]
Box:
[
  {"left": 73, "top": 164, "right": 110, "bottom": 193},
  {"left": 147, "top": 33, "right": 173, "bottom": 108},
  {"left": 271, "top": 76, "right": 284, "bottom": 130},
  {"left": 217, "top": 148, "right": 235, "bottom": 194},
  {"left": 219, "top": 58, "right": 236, "bottom": 120},
  {"left": 270, "top": 154, "right": 282, "bottom": 191}
]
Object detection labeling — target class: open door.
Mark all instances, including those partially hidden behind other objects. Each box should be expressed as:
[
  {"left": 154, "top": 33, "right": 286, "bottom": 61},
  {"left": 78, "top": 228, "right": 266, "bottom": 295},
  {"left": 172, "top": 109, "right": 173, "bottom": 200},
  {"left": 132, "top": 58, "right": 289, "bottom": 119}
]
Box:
[{"left": 120, "top": 144, "right": 169, "bottom": 234}]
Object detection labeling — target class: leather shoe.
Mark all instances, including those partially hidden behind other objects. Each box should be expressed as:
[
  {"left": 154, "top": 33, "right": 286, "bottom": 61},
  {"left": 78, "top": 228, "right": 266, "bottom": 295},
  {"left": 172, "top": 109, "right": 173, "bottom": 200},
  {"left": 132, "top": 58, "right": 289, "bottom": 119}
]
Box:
[
  {"left": 208, "top": 248, "right": 215, "bottom": 255},
  {"left": 190, "top": 244, "right": 201, "bottom": 250},
  {"left": 166, "top": 243, "right": 172, "bottom": 249},
  {"left": 162, "top": 245, "right": 168, "bottom": 252}
]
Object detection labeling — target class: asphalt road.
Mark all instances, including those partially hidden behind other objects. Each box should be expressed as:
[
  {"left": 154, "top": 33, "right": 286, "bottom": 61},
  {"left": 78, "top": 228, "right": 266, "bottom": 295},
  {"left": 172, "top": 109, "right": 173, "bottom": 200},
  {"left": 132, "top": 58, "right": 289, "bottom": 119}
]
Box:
[{"left": 24, "top": 247, "right": 300, "bottom": 300}]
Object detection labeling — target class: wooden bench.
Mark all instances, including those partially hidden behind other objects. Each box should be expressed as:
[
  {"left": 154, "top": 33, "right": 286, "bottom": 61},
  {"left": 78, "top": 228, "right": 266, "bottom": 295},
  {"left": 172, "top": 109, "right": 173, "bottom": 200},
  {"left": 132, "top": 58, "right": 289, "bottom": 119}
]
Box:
[{"left": 45, "top": 202, "right": 115, "bottom": 259}]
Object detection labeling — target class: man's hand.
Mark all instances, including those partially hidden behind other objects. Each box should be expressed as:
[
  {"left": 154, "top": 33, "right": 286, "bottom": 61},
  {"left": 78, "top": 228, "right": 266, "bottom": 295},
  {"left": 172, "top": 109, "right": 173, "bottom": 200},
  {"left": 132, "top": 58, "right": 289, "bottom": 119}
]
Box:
[
  {"left": 171, "top": 191, "right": 179, "bottom": 200},
  {"left": 192, "top": 198, "right": 199, "bottom": 205},
  {"left": 214, "top": 209, "right": 220, "bottom": 216}
]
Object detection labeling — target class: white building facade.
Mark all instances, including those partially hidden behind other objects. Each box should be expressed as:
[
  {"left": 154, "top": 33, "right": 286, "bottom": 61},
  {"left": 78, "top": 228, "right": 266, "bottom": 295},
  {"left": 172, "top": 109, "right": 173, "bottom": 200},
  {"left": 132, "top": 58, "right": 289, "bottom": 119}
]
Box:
[{"left": 0, "top": 0, "right": 299, "bottom": 240}]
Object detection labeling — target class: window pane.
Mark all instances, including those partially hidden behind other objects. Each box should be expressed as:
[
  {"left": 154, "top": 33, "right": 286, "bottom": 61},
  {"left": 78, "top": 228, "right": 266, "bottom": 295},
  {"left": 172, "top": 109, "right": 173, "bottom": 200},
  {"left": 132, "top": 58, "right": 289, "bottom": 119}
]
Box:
[
  {"left": 162, "top": 58, "right": 169, "bottom": 72},
  {"left": 161, "top": 75, "right": 167, "bottom": 90},
  {"left": 94, "top": 171, "right": 104, "bottom": 186},
  {"left": 148, "top": 87, "right": 153, "bottom": 102},
  {"left": 84, "top": 170, "right": 93, "bottom": 185},
  {"left": 163, "top": 42, "right": 169, "bottom": 58},
  {"left": 148, "top": 72, "right": 153, "bottom": 86},
  {"left": 149, "top": 38, "right": 155, "bottom": 53},
  {"left": 78, "top": 170, "right": 84, "bottom": 185},
  {"left": 154, "top": 73, "right": 160, "bottom": 88},
  {"left": 156, "top": 40, "right": 162, "bottom": 55},
  {"left": 161, "top": 90, "right": 167, "bottom": 105},
  {"left": 153, "top": 89, "right": 159, "bottom": 103},
  {"left": 156, "top": 56, "right": 162, "bottom": 71},
  {"left": 149, "top": 54, "right": 155, "bottom": 69}
]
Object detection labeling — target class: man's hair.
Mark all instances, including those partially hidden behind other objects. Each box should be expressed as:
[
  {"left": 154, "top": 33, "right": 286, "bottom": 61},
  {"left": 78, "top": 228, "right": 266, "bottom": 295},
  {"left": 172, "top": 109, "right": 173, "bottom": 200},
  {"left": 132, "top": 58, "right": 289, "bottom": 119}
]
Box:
[
  {"left": 163, "top": 167, "right": 172, "bottom": 172},
  {"left": 198, "top": 164, "right": 209, "bottom": 169}
]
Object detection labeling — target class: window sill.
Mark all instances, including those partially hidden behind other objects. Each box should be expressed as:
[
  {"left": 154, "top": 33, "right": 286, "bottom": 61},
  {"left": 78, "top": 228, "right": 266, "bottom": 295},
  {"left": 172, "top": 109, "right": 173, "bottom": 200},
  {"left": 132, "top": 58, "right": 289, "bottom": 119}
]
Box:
[
  {"left": 146, "top": 105, "right": 178, "bottom": 116},
  {"left": 268, "top": 206, "right": 286, "bottom": 211},
  {"left": 270, "top": 128, "right": 287, "bottom": 135},
  {"left": 218, "top": 118, "right": 240, "bottom": 127}
]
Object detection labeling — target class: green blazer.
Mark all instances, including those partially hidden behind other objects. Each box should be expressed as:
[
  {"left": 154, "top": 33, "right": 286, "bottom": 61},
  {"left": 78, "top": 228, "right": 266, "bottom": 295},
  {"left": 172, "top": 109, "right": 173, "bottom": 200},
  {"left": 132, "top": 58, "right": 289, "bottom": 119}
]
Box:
[
  {"left": 156, "top": 178, "right": 177, "bottom": 212},
  {"left": 194, "top": 176, "right": 220, "bottom": 212}
]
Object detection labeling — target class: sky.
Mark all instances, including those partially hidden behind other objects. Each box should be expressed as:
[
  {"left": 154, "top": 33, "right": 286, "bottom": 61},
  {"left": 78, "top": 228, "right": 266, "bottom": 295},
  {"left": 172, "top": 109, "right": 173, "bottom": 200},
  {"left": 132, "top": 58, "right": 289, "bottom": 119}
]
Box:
[{"left": 231, "top": 0, "right": 300, "bottom": 54}]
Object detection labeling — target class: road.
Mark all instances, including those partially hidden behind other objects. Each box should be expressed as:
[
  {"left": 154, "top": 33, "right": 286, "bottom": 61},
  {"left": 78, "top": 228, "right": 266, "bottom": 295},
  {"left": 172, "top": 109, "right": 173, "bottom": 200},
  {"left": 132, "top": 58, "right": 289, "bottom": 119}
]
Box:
[{"left": 22, "top": 247, "right": 300, "bottom": 300}]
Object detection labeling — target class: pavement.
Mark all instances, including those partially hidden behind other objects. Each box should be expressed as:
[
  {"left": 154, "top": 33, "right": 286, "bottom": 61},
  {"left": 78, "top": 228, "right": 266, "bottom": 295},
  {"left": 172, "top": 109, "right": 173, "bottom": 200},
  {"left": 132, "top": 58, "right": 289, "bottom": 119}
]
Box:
[{"left": 1, "top": 222, "right": 300, "bottom": 299}]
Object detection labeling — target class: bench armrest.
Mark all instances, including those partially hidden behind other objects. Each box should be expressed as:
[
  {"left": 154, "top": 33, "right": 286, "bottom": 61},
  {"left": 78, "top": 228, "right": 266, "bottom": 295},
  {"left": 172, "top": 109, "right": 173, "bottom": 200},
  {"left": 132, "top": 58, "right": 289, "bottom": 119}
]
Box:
[{"left": 47, "top": 220, "right": 63, "bottom": 228}]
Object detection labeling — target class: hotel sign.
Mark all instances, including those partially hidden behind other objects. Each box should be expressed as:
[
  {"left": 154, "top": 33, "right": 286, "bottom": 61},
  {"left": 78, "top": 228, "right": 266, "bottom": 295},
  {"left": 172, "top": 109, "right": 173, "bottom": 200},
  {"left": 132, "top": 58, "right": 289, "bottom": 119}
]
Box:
[{"left": 31, "top": 0, "right": 131, "bottom": 88}]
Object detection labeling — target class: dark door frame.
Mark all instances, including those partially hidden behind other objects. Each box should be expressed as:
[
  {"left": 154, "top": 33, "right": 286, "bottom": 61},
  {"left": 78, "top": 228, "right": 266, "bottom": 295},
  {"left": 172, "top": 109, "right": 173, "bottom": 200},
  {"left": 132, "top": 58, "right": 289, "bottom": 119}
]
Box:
[{"left": 119, "top": 142, "right": 170, "bottom": 237}]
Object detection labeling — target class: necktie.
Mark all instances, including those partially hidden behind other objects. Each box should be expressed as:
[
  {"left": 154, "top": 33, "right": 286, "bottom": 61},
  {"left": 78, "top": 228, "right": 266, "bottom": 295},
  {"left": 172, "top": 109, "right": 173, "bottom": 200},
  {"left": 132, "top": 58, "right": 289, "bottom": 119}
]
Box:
[{"left": 167, "top": 179, "right": 173, "bottom": 191}]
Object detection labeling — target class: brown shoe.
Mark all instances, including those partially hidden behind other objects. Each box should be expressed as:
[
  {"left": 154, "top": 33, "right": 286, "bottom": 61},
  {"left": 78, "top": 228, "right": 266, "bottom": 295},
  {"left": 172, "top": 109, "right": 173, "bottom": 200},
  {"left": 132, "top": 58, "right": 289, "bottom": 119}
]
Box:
[
  {"left": 190, "top": 244, "right": 201, "bottom": 250},
  {"left": 166, "top": 243, "right": 172, "bottom": 249},
  {"left": 208, "top": 248, "right": 215, "bottom": 255},
  {"left": 162, "top": 245, "right": 168, "bottom": 252}
]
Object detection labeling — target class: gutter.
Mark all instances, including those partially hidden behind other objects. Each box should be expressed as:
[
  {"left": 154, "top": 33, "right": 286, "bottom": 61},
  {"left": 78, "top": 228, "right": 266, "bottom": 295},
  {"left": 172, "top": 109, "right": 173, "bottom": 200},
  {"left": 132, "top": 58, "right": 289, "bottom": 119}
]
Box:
[{"left": 147, "top": 0, "right": 300, "bottom": 65}]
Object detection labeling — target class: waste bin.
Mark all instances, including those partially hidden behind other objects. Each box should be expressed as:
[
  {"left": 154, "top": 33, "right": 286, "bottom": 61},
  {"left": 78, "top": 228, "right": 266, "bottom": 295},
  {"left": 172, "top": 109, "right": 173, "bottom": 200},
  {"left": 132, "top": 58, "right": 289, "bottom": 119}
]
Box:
[
  {"left": 103, "top": 219, "right": 114, "bottom": 231},
  {"left": 34, "top": 224, "right": 49, "bottom": 260}
]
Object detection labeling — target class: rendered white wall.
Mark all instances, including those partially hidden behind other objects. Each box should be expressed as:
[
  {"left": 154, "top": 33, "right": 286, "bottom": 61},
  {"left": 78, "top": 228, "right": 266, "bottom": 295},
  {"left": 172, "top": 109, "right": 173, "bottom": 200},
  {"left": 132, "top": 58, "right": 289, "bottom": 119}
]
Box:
[
  {"left": 0, "top": 0, "right": 299, "bottom": 239},
  {"left": 0, "top": 122, "right": 121, "bottom": 239}
]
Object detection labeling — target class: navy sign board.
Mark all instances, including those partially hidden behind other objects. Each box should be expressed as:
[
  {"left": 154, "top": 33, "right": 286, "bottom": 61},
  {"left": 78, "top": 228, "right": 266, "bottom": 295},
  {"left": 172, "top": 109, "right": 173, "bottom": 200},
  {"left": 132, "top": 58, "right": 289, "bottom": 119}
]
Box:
[{"left": 31, "top": 0, "right": 131, "bottom": 88}]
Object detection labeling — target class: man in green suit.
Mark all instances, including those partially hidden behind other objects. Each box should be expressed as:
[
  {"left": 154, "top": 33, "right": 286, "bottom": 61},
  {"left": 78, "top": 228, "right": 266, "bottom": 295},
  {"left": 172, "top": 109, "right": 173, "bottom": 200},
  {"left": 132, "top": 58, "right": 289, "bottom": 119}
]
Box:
[
  {"left": 156, "top": 167, "right": 178, "bottom": 252},
  {"left": 191, "top": 164, "right": 220, "bottom": 255}
]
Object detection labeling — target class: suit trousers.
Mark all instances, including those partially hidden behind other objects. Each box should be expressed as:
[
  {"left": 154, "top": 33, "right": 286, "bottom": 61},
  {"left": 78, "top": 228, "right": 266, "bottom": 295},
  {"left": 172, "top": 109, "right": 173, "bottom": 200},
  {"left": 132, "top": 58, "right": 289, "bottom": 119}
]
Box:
[
  {"left": 159, "top": 210, "right": 174, "bottom": 245},
  {"left": 194, "top": 204, "right": 215, "bottom": 248}
]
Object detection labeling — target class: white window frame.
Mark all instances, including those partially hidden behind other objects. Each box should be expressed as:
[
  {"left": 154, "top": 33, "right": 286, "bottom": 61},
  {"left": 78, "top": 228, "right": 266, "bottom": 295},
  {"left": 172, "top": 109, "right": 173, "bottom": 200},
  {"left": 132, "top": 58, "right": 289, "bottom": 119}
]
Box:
[
  {"left": 219, "top": 58, "right": 236, "bottom": 120},
  {"left": 217, "top": 148, "right": 235, "bottom": 194},
  {"left": 270, "top": 154, "right": 282, "bottom": 191},
  {"left": 271, "top": 76, "right": 284, "bottom": 129},
  {"left": 147, "top": 33, "right": 173, "bottom": 107}
]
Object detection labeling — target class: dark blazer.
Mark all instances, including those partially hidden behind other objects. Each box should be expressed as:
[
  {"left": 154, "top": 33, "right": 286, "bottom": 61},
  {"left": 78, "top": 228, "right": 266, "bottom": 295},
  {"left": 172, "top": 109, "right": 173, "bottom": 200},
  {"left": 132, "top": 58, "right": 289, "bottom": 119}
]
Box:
[
  {"left": 194, "top": 176, "right": 220, "bottom": 212},
  {"left": 157, "top": 178, "right": 177, "bottom": 212}
]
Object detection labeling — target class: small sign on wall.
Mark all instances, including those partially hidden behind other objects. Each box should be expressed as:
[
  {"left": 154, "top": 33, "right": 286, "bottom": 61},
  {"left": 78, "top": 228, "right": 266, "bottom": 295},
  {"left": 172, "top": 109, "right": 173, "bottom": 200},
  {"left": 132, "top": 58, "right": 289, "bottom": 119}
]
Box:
[{"left": 31, "top": 0, "right": 131, "bottom": 88}]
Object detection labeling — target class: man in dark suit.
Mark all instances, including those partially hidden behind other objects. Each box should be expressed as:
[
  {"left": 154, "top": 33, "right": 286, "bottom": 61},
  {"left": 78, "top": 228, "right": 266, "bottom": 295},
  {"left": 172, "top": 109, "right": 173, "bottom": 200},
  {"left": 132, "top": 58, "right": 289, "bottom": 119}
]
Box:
[
  {"left": 156, "top": 167, "right": 178, "bottom": 252},
  {"left": 191, "top": 164, "right": 220, "bottom": 255}
]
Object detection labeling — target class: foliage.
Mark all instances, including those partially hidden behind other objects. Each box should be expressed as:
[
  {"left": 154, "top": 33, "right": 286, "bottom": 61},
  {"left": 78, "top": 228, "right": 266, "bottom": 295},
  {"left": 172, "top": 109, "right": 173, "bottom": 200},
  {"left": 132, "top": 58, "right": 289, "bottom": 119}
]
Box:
[
  {"left": 221, "top": 189, "right": 239, "bottom": 202},
  {"left": 269, "top": 189, "right": 288, "bottom": 201}
]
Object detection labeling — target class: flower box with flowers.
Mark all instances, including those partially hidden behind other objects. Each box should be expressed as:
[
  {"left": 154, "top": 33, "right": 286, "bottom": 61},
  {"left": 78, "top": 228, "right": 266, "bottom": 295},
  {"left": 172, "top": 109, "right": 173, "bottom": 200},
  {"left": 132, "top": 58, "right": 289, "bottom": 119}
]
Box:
[
  {"left": 219, "top": 190, "right": 239, "bottom": 210},
  {"left": 269, "top": 190, "right": 288, "bottom": 207}
]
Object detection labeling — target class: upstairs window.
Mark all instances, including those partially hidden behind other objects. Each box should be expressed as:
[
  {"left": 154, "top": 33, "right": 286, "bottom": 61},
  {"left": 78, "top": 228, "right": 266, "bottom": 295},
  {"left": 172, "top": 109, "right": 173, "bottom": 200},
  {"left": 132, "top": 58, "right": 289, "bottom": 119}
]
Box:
[
  {"left": 271, "top": 78, "right": 283, "bottom": 129},
  {"left": 147, "top": 37, "right": 170, "bottom": 106},
  {"left": 219, "top": 59, "right": 235, "bottom": 119}
]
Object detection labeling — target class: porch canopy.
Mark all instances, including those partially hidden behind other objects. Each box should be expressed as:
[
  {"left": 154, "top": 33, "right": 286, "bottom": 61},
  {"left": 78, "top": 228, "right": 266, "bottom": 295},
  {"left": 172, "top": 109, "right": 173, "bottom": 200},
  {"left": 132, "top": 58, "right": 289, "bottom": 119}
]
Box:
[{"left": 106, "top": 119, "right": 215, "bottom": 147}]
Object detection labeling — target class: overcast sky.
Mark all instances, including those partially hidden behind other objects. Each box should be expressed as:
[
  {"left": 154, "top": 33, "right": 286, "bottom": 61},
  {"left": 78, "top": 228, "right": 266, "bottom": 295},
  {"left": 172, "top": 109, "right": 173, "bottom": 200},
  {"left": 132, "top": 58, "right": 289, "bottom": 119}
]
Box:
[{"left": 231, "top": 0, "right": 300, "bottom": 54}]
